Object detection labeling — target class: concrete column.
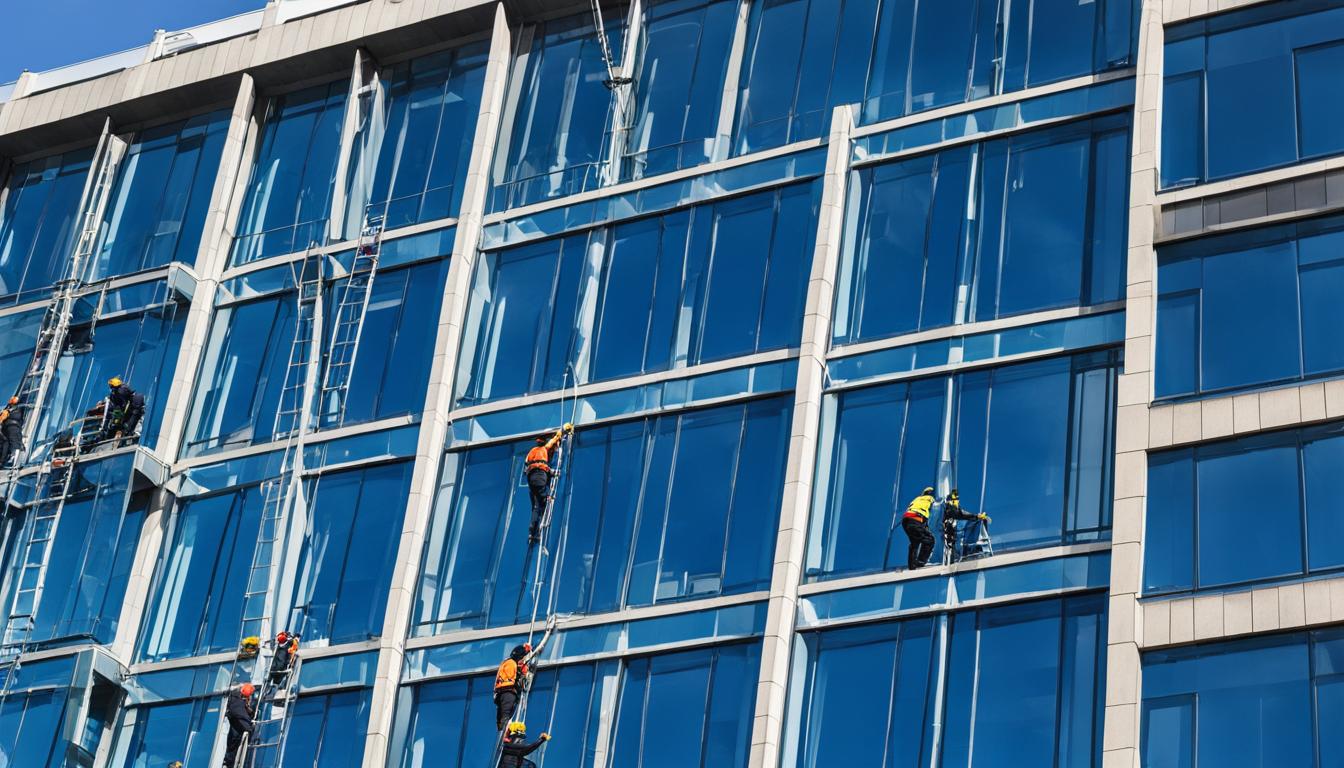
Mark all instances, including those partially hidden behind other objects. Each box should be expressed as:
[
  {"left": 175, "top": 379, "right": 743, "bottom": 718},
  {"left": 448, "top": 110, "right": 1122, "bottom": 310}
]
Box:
[
  {"left": 359, "top": 5, "right": 513, "bottom": 765},
  {"left": 748, "top": 103, "right": 853, "bottom": 768},
  {"left": 110, "top": 74, "right": 258, "bottom": 663},
  {"left": 1101, "top": 2, "right": 1163, "bottom": 767}
]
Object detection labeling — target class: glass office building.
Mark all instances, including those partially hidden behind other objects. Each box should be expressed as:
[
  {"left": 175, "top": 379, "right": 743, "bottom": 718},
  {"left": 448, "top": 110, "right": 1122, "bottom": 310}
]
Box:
[{"left": 0, "top": 0, "right": 1331, "bottom": 765}]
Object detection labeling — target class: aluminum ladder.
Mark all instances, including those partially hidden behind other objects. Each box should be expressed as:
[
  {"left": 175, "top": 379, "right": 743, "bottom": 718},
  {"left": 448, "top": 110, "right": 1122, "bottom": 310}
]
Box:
[
  {"left": 318, "top": 213, "right": 384, "bottom": 425},
  {"left": 220, "top": 251, "right": 325, "bottom": 768}
]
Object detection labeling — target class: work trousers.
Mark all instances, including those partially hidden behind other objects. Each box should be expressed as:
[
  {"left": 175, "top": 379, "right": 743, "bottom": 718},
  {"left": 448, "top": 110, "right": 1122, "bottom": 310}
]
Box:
[
  {"left": 223, "top": 724, "right": 252, "bottom": 768},
  {"left": 0, "top": 421, "right": 20, "bottom": 466},
  {"left": 902, "top": 517, "right": 935, "bottom": 570},
  {"left": 527, "top": 469, "right": 551, "bottom": 538},
  {"left": 495, "top": 689, "right": 520, "bottom": 731}
]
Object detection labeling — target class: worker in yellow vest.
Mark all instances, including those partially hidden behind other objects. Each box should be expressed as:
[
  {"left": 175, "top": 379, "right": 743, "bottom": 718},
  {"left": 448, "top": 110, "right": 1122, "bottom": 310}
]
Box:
[{"left": 902, "top": 486, "right": 937, "bottom": 570}]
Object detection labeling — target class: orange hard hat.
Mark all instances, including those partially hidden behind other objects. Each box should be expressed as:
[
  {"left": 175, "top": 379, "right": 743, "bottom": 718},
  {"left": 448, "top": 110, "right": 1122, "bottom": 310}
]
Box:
[
  {"left": 240, "top": 683, "right": 254, "bottom": 697},
  {"left": 6, "top": 397, "right": 15, "bottom": 406},
  {"left": 276, "top": 631, "right": 288, "bottom": 644}
]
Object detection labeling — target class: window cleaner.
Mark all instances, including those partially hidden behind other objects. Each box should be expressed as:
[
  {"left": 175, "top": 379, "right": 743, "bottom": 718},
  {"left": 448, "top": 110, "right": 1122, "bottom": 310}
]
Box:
[
  {"left": 523, "top": 424, "right": 572, "bottom": 544},
  {"left": 269, "top": 631, "right": 300, "bottom": 686},
  {"left": 940, "top": 489, "right": 992, "bottom": 564},
  {"left": 100, "top": 377, "right": 145, "bottom": 445},
  {"left": 494, "top": 643, "right": 532, "bottom": 730},
  {"left": 902, "top": 486, "right": 938, "bottom": 570},
  {"left": 499, "top": 722, "right": 551, "bottom": 768},
  {"left": 223, "top": 683, "right": 257, "bottom": 768},
  {"left": 0, "top": 397, "right": 25, "bottom": 468}
]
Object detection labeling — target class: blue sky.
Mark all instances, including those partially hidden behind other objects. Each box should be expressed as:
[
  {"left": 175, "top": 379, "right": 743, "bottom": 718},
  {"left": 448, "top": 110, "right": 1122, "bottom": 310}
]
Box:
[{"left": 1, "top": 0, "right": 263, "bottom": 83}]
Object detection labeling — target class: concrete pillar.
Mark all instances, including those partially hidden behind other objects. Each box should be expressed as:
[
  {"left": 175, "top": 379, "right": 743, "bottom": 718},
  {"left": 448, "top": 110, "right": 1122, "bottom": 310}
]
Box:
[
  {"left": 1101, "top": 2, "right": 1164, "bottom": 767},
  {"left": 747, "top": 103, "right": 853, "bottom": 768},
  {"left": 111, "top": 74, "right": 258, "bottom": 663},
  {"left": 359, "top": 5, "right": 513, "bottom": 765}
]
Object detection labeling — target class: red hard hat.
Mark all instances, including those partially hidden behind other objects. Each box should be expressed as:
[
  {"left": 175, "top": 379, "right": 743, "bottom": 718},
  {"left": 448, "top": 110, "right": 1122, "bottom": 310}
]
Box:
[
  {"left": 241, "top": 683, "right": 254, "bottom": 697},
  {"left": 276, "top": 632, "right": 288, "bottom": 644},
  {"left": 523, "top": 642, "right": 532, "bottom": 652}
]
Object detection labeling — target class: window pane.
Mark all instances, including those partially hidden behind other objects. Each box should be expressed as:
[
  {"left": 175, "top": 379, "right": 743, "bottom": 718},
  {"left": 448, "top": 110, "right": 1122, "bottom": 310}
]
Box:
[
  {"left": 1196, "top": 438, "right": 1302, "bottom": 588},
  {"left": 1296, "top": 42, "right": 1344, "bottom": 159},
  {"left": 0, "top": 149, "right": 93, "bottom": 303},
  {"left": 233, "top": 82, "right": 347, "bottom": 264},
  {"left": 1303, "top": 433, "right": 1344, "bottom": 572},
  {"left": 1144, "top": 451, "right": 1195, "bottom": 593},
  {"left": 1161, "top": 73, "right": 1203, "bottom": 188},
  {"left": 1200, "top": 242, "right": 1300, "bottom": 392},
  {"left": 95, "top": 111, "right": 230, "bottom": 277},
  {"left": 492, "top": 13, "right": 622, "bottom": 210},
  {"left": 1297, "top": 231, "right": 1344, "bottom": 377}
]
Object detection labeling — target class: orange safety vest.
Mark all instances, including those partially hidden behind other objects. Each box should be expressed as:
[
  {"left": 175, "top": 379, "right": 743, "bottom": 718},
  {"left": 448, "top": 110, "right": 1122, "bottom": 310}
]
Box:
[
  {"left": 495, "top": 658, "right": 526, "bottom": 692},
  {"left": 525, "top": 445, "right": 552, "bottom": 474}
]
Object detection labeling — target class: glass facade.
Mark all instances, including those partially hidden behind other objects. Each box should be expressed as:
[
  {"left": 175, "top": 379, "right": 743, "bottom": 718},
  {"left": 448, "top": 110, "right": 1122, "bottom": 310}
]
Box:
[
  {"left": 1162, "top": 2, "right": 1344, "bottom": 186},
  {"left": 1156, "top": 213, "right": 1344, "bottom": 399},
  {"left": 7, "top": 0, "right": 1319, "bottom": 765},
  {"left": 788, "top": 594, "right": 1106, "bottom": 767},
  {"left": 1142, "top": 629, "right": 1344, "bottom": 768},
  {"left": 809, "top": 350, "right": 1118, "bottom": 580}
]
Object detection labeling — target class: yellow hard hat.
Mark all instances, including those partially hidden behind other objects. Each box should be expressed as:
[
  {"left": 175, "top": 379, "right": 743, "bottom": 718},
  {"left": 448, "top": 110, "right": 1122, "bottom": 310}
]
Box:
[
  {"left": 507, "top": 722, "right": 526, "bottom": 736},
  {"left": 108, "top": 377, "right": 123, "bottom": 388}
]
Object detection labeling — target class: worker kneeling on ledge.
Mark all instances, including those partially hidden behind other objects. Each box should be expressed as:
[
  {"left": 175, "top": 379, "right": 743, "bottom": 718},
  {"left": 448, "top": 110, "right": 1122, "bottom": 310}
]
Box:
[{"left": 499, "top": 721, "right": 550, "bottom": 768}]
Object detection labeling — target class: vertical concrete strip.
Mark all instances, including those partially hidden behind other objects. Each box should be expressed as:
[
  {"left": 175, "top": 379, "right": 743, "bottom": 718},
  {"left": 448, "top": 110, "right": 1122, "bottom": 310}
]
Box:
[
  {"left": 110, "top": 74, "right": 258, "bottom": 663},
  {"left": 1102, "top": 2, "right": 1163, "bottom": 767},
  {"left": 359, "top": 5, "right": 512, "bottom": 765},
  {"left": 748, "top": 103, "right": 852, "bottom": 768}
]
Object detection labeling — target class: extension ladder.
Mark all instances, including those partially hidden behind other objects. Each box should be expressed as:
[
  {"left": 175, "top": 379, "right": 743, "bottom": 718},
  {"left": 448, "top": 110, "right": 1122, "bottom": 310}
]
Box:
[{"left": 318, "top": 213, "right": 384, "bottom": 425}]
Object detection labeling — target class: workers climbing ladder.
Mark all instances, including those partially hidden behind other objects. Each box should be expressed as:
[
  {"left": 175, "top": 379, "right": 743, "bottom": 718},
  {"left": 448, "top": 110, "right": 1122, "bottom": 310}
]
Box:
[
  {"left": 0, "top": 122, "right": 125, "bottom": 698},
  {"left": 491, "top": 383, "right": 579, "bottom": 767},
  {"left": 224, "top": 214, "right": 385, "bottom": 768}
]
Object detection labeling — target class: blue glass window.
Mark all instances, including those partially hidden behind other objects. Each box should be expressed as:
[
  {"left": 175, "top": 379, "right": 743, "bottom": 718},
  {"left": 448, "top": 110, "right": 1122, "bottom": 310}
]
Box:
[
  {"left": 233, "top": 81, "right": 348, "bottom": 264},
  {"left": 834, "top": 117, "right": 1129, "bottom": 346},
  {"left": 491, "top": 12, "right": 623, "bottom": 210},
  {"left": 0, "top": 686, "right": 71, "bottom": 768},
  {"left": 622, "top": 0, "right": 737, "bottom": 180},
  {"left": 34, "top": 304, "right": 185, "bottom": 455},
  {"left": 415, "top": 396, "right": 790, "bottom": 634},
  {"left": 1155, "top": 216, "right": 1344, "bottom": 399},
  {"left": 348, "top": 43, "right": 488, "bottom": 233},
  {"left": 0, "top": 148, "right": 93, "bottom": 304},
  {"left": 393, "top": 643, "right": 759, "bottom": 768},
  {"left": 808, "top": 349, "right": 1117, "bottom": 581},
  {"left": 274, "top": 689, "right": 370, "bottom": 767},
  {"left": 140, "top": 461, "right": 411, "bottom": 660},
  {"left": 0, "top": 455, "right": 146, "bottom": 646},
  {"left": 734, "top": 0, "right": 1137, "bottom": 154},
  {"left": 113, "top": 698, "right": 220, "bottom": 768},
  {"left": 1140, "top": 630, "right": 1344, "bottom": 768},
  {"left": 460, "top": 182, "right": 818, "bottom": 404},
  {"left": 187, "top": 259, "right": 447, "bottom": 455},
  {"left": 790, "top": 594, "right": 1106, "bottom": 767},
  {"left": 1144, "top": 420, "right": 1344, "bottom": 595},
  {"left": 1162, "top": 4, "right": 1344, "bottom": 185},
  {"left": 94, "top": 110, "right": 230, "bottom": 278}
]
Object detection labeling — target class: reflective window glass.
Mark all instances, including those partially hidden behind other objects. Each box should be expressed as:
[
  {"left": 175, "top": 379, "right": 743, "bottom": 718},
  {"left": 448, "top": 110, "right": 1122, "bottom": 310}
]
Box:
[
  {"left": 112, "top": 699, "right": 220, "bottom": 768},
  {"left": 1144, "top": 421, "right": 1344, "bottom": 595},
  {"left": 807, "top": 350, "right": 1118, "bottom": 581},
  {"left": 348, "top": 43, "right": 488, "bottom": 233},
  {"left": 1156, "top": 216, "right": 1344, "bottom": 399},
  {"left": 623, "top": 0, "right": 736, "bottom": 180},
  {"left": 0, "top": 687, "right": 70, "bottom": 768},
  {"left": 233, "top": 81, "right": 348, "bottom": 264},
  {"left": 0, "top": 148, "right": 93, "bottom": 305},
  {"left": 1142, "top": 633, "right": 1317, "bottom": 768},
  {"left": 279, "top": 689, "right": 370, "bottom": 768},
  {"left": 834, "top": 117, "right": 1129, "bottom": 347},
  {"left": 460, "top": 182, "right": 819, "bottom": 404},
  {"left": 188, "top": 260, "right": 446, "bottom": 455},
  {"left": 1161, "top": 4, "right": 1344, "bottom": 184},
  {"left": 791, "top": 594, "right": 1106, "bottom": 767},
  {"left": 414, "top": 397, "right": 790, "bottom": 634},
  {"left": 491, "top": 12, "right": 623, "bottom": 210},
  {"left": 94, "top": 110, "right": 230, "bottom": 278}
]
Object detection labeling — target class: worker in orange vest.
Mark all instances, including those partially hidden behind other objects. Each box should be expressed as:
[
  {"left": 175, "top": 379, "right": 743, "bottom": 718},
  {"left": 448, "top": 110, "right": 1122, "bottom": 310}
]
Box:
[
  {"left": 495, "top": 643, "right": 532, "bottom": 730},
  {"left": 523, "top": 424, "right": 572, "bottom": 544}
]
